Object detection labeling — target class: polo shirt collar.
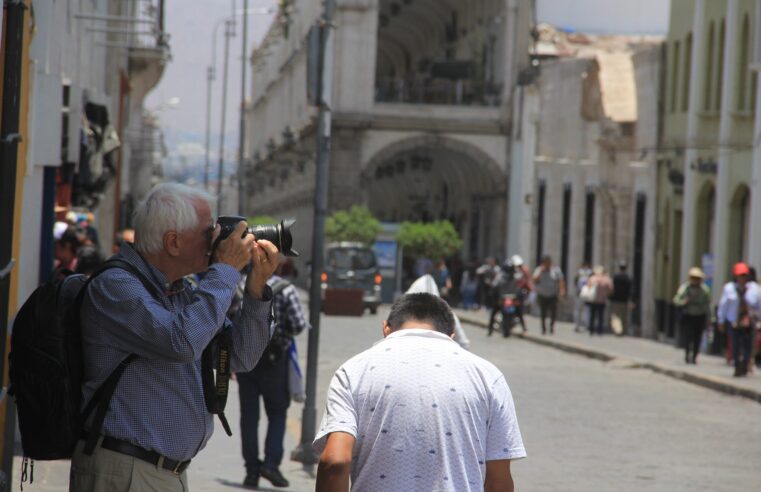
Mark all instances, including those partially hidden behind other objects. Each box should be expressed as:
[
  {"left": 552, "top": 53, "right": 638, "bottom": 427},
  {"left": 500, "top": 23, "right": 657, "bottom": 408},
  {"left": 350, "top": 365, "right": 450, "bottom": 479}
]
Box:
[{"left": 384, "top": 328, "right": 455, "bottom": 343}]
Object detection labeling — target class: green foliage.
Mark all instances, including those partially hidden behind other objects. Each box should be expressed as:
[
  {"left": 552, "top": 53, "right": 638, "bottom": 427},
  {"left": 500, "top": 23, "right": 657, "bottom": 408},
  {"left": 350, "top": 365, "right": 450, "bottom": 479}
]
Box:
[
  {"left": 396, "top": 220, "right": 463, "bottom": 260},
  {"left": 247, "top": 215, "right": 278, "bottom": 226},
  {"left": 325, "top": 206, "right": 382, "bottom": 245}
]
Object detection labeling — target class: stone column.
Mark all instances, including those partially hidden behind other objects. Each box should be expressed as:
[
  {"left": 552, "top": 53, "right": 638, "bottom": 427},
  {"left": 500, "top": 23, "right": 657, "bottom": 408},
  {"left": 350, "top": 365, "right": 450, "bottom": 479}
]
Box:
[
  {"left": 328, "top": 127, "right": 364, "bottom": 211},
  {"left": 507, "top": 85, "right": 539, "bottom": 261},
  {"left": 713, "top": 0, "right": 742, "bottom": 302},
  {"left": 333, "top": 0, "right": 378, "bottom": 113},
  {"left": 748, "top": 0, "right": 761, "bottom": 269},
  {"left": 680, "top": 0, "right": 707, "bottom": 280}
]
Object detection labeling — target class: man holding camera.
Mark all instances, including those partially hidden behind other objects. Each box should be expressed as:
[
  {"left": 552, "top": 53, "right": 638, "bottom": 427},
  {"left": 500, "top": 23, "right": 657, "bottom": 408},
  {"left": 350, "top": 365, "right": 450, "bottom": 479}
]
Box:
[{"left": 70, "top": 183, "right": 279, "bottom": 492}]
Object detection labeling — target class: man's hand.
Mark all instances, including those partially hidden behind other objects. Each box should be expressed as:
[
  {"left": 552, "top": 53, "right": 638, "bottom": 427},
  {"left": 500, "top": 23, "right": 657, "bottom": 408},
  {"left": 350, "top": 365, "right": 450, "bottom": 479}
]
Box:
[
  {"left": 245, "top": 239, "right": 279, "bottom": 299},
  {"left": 212, "top": 221, "right": 254, "bottom": 271}
]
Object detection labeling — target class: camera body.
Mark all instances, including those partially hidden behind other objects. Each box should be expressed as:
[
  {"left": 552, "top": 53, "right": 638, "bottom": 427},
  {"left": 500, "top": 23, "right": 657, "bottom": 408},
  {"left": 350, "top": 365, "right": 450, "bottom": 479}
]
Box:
[{"left": 215, "top": 215, "right": 299, "bottom": 257}]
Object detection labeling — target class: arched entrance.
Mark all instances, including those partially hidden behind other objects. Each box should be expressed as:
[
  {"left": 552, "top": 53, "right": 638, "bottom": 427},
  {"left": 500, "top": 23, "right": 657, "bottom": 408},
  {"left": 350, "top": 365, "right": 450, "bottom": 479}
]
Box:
[
  {"left": 362, "top": 135, "right": 507, "bottom": 260},
  {"left": 728, "top": 184, "right": 750, "bottom": 266}
]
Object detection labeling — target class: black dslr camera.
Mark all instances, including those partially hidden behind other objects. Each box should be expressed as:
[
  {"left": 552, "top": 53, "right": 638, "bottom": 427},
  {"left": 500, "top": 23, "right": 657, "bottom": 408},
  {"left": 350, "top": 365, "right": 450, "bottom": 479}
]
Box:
[{"left": 213, "top": 215, "right": 299, "bottom": 258}]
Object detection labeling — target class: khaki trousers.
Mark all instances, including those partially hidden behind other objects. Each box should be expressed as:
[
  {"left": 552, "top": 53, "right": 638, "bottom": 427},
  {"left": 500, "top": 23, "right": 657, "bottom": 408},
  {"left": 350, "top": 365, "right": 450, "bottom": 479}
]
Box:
[{"left": 69, "top": 440, "right": 189, "bottom": 492}]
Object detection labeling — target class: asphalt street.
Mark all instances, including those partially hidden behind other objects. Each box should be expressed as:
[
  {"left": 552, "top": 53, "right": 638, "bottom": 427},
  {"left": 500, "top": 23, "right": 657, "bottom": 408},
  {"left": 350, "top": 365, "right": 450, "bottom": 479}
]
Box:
[{"left": 13, "top": 306, "right": 761, "bottom": 491}]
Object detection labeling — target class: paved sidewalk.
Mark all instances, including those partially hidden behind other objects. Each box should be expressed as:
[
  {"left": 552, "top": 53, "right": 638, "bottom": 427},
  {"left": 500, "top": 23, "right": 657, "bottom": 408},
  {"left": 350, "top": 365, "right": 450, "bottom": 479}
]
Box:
[{"left": 454, "top": 307, "right": 761, "bottom": 404}]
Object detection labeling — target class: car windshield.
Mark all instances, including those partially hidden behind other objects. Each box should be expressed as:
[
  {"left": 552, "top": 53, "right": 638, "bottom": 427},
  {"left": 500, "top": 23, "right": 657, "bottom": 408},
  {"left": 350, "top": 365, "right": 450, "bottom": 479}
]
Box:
[{"left": 327, "top": 247, "right": 376, "bottom": 270}]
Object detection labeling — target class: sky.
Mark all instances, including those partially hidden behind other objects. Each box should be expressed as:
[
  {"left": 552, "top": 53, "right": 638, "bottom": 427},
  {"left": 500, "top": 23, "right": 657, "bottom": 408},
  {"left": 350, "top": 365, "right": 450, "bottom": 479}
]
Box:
[{"left": 147, "top": 0, "right": 670, "bottom": 176}]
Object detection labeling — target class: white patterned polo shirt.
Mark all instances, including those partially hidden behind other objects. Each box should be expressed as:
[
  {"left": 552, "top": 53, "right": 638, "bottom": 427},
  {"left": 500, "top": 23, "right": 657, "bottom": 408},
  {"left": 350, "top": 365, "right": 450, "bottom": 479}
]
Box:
[{"left": 313, "top": 328, "right": 526, "bottom": 491}]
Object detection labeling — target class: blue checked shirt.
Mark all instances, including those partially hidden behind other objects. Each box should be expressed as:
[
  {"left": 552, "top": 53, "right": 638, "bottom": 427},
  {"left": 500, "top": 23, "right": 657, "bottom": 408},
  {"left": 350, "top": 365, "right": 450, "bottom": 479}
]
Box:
[{"left": 80, "top": 244, "right": 273, "bottom": 461}]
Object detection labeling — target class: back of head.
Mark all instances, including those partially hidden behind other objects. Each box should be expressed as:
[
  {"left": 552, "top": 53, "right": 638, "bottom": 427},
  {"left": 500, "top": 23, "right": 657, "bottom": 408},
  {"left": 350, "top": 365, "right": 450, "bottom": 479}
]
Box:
[
  {"left": 57, "top": 227, "right": 81, "bottom": 252},
  {"left": 132, "top": 183, "right": 214, "bottom": 255},
  {"left": 75, "top": 246, "right": 104, "bottom": 276},
  {"left": 386, "top": 293, "right": 455, "bottom": 336}
]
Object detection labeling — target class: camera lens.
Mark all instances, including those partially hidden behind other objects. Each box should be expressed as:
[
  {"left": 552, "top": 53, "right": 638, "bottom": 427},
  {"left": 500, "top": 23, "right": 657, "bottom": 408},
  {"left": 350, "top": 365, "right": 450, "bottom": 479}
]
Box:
[
  {"left": 213, "top": 216, "right": 299, "bottom": 258},
  {"left": 250, "top": 219, "right": 299, "bottom": 257}
]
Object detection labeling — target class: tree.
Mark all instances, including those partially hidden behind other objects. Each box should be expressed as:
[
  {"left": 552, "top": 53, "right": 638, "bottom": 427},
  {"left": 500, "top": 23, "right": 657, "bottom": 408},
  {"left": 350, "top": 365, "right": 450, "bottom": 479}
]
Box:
[
  {"left": 325, "top": 206, "right": 382, "bottom": 245},
  {"left": 396, "top": 220, "right": 463, "bottom": 260}
]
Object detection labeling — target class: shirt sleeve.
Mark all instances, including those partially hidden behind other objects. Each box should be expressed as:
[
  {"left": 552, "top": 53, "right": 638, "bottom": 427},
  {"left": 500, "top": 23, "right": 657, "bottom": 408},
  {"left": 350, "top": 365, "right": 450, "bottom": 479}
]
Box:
[
  {"left": 229, "top": 285, "right": 274, "bottom": 373},
  {"left": 485, "top": 375, "right": 526, "bottom": 461},
  {"left": 717, "top": 284, "right": 731, "bottom": 324},
  {"left": 312, "top": 367, "right": 358, "bottom": 454},
  {"left": 84, "top": 263, "right": 241, "bottom": 363},
  {"left": 282, "top": 286, "right": 310, "bottom": 337}
]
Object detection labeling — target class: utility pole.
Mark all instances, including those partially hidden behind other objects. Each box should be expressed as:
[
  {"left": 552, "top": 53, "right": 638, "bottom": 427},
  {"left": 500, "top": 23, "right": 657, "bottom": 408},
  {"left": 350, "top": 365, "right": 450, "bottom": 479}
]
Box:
[
  {"left": 237, "top": 0, "right": 248, "bottom": 214},
  {"left": 291, "top": 0, "right": 336, "bottom": 469},
  {"left": 216, "top": 15, "right": 235, "bottom": 214},
  {"left": 204, "top": 65, "right": 214, "bottom": 191}
]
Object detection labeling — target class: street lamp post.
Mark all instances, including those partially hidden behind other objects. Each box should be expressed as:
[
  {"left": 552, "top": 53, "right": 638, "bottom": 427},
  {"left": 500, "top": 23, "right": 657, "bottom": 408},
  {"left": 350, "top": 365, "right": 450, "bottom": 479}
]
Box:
[
  {"left": 216, "top": 16, "right": 235, "bottom": 214},
  {"left": 205, "top": 18, "right": 227, "bottom": 193},
  {"left": 237, "top": 0, "right": 248, "bottom": 214}
]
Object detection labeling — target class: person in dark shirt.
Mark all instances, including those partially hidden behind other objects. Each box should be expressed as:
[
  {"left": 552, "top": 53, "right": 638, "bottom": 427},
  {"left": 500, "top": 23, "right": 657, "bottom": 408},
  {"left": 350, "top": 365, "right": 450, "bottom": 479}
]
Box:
[{"left": 609, "top": 262, "right": 633, "bottom": 336}]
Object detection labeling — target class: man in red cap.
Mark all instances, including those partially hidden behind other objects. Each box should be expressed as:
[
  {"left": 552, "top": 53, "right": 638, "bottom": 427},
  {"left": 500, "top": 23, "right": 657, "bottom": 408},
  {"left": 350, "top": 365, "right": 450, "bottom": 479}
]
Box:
[{"left": 718, "top": 262, "right": 760, "bottom": 376}]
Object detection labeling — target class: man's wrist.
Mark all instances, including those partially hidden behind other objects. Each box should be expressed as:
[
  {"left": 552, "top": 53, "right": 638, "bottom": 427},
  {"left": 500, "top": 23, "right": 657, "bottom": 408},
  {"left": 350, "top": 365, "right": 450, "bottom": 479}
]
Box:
[{"left": 246, "top": 278, "right": 269, "bottom": 300}]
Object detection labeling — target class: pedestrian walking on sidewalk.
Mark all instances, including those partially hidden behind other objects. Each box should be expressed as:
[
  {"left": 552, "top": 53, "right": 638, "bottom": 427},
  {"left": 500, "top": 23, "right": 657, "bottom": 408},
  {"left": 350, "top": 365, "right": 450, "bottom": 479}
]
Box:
[
  {"left": 673, "top": 268, "right": 712, "bottom": 364},
  {"left": 609, "top": 262, "right": 633, "bottom": 336},
  {"left": 477, "top": 257, "right": 500, "bottom": 327},
  {"left": 70, "top": 184, "right": 277, "bottom": 492},
  {"left": 573, "top": 263, "right": 592, "bottom": 332},
  {"left": 236, "top": 262, "right": 310, "bottom": 489},
  {"left": 586, "top": 266, "right": 613, "bottom": 336},
  {"left": 718, "top": 262, "right": 761, "bottom": 377},
  {"left": 313, "top": 293, "right": 526, "bottom": 491},
  {"left": 532, "top": 255, "right": 566, "bottom": 335}
]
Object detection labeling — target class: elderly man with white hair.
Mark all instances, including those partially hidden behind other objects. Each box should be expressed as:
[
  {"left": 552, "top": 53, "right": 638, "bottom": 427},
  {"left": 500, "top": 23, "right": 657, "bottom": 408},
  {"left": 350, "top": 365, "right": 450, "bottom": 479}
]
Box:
[{"left": 69, "top": 183, "right": 279, "bottom": 492}]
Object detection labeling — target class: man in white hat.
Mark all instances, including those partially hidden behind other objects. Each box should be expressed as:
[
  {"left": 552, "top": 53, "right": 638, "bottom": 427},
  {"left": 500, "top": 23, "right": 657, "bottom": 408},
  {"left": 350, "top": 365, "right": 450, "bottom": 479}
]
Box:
[{"left": 673, "top": 267, "right": 712, "bottom": 364}]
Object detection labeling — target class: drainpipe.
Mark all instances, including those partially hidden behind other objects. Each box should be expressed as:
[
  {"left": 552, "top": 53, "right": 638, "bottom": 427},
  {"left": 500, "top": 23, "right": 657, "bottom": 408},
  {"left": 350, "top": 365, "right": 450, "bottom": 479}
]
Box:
[{"left": 0, "top": 1, "right": 28, "bottom": 486}]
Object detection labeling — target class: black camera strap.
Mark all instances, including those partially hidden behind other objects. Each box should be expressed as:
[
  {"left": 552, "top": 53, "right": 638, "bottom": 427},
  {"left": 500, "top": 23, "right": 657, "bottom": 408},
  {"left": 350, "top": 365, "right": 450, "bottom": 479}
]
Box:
[{"left": 201, "top": 330, "right": 233, "bottom": 436}]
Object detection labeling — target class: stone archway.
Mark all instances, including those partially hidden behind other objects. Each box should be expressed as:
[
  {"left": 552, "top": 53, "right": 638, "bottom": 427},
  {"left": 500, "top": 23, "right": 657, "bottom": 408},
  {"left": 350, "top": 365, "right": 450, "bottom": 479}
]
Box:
[{"left": 361, "top": 135, "right": 507, "bottom": 260}]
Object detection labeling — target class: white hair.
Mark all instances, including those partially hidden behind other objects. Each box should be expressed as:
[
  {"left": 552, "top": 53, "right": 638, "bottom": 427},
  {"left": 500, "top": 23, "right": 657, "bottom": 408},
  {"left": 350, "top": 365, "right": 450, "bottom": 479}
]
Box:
[{"left": 132, "top": 183, "right": 214, "bottom": 255}]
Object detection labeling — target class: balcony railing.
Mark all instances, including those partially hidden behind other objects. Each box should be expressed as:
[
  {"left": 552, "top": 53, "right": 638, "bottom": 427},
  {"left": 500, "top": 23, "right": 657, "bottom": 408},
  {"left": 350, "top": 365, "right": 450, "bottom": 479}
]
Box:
[{"left": 375, "top": 77, "right": 502, "bottom": 107}]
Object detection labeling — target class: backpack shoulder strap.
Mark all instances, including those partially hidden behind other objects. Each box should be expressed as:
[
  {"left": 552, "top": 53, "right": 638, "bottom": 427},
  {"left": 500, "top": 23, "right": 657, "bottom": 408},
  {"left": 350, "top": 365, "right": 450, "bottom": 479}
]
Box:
[
  {"left": 89, "top": 259, "right": 162, "bottom": 299},
  {"left": 271, "top": 278, "right": 291, "bottom": 296}
]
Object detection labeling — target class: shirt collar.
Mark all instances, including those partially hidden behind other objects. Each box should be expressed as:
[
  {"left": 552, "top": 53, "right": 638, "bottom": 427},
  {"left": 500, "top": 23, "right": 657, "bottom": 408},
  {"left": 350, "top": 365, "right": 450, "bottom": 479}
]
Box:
[
  {"left": 118, "top": 243, "right": 183, "bottom": 293},
  {"left": 384, "top": 328, "right": 455, "bottom": 343}
]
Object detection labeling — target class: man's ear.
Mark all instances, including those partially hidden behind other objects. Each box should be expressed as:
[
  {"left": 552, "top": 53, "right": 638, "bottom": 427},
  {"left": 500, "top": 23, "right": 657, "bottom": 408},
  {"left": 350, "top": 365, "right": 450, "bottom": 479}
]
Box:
[
  {"left": 164, "top": 231, "right": 181, "bottom": 257},
  {"left": 382, "top": 321, "right": 392, "bottom": 338},
  {"left": 449, "top": 332, "right": 456, "bottom": 340}
]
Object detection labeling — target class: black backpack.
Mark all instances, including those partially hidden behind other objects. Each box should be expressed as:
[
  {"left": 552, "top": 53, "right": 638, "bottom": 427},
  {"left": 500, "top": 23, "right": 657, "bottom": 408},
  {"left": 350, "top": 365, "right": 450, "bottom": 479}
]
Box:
[{"left": 9, "top": 259, "right": 157, "bottom": 460}]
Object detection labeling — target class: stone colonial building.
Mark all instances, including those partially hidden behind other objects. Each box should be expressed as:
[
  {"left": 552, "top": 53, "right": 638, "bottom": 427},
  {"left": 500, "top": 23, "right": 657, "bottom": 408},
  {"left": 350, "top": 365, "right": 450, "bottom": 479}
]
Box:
[
  {"left": 242, "top": 0, "right": 533, "bottom": 274},
  {"left": 654, "top": 0, "right": 761, "bottom": 339},
  {"left": 508, "top": 26, "right": 662, "bottom": 333}
]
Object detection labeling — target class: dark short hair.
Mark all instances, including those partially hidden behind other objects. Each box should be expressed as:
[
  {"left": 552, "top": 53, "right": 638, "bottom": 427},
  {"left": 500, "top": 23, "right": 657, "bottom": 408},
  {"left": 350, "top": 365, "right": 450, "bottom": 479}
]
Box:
[
  {"left": 541, "top": 255, "right": 552, "bottom": 263},
  {"left": 75, "top": 246, "right": 104, "bottom": 275},
  {"left": 58, "top": 228, "right": 81, "bottom": 251},
  {"left": 386, "top": 293, "right": 455, "bottom": 336}
]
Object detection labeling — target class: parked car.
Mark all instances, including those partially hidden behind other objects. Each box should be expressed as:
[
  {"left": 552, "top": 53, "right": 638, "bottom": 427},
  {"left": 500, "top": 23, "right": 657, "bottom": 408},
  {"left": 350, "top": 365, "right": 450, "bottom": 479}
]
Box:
[{"left": 322, "top": 242, "right": 382, "bottom": 314}]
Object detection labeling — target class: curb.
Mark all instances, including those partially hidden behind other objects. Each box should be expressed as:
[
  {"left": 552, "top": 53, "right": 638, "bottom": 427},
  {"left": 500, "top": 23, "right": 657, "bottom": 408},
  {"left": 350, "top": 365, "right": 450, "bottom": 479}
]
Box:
[{"left": 457, "top": 312, "right": 761, "bottom": 405}]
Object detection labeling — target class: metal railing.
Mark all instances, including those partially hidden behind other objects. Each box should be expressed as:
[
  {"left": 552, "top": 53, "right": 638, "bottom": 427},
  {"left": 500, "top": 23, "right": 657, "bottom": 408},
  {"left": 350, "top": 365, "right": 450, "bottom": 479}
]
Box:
[
  {"left": 375, "top": 77, "right": 502, "bottom": 107},
  {"left": 79, "top": 0, "right": 168, "bottom": 53}
]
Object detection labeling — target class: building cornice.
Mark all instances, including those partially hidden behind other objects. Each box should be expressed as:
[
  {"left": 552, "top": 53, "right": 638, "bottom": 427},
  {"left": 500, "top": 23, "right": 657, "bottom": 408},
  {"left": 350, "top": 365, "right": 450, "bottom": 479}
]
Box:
[{"left": 332, "top": 109, "right": 506, "bottom": 135}]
